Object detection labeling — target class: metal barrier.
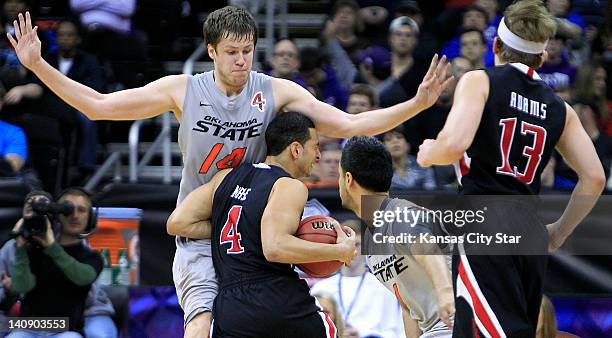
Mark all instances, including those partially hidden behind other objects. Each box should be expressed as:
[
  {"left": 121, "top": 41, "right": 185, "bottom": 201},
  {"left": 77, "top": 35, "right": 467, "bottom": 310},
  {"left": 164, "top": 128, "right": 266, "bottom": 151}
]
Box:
[{"left": 86, "top": 4, "right": 287, "bottom": 188}]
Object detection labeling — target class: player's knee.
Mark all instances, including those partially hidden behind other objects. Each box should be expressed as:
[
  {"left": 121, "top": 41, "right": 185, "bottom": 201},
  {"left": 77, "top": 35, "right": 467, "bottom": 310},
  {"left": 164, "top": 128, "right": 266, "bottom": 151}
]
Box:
[{"left": 184, "top": 312, "right": 212, "bottom": 338}]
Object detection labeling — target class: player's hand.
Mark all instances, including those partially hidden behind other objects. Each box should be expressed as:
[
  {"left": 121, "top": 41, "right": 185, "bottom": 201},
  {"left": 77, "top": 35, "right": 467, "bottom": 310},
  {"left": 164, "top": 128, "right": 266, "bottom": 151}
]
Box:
[
  {"left": 1, "top": 272, "right": 11, "bottom": 292},
  {"left": 414, "top": 54, "right": 454, "bottom": 111},
  {"left": 416, "top": 139, "right": 436, "bottom": 167},
  {"left": 335, "top": 224, "right": 357, "bottom": 267},
  {"left": 32, "top": 217, "right": 55, "bottom": 248},
  {"left": 546, "top": 221, "right": 566, "bottom": 253},
  {"left": 437, "top": 288, "right": 455, "bottom": 330},
  {"left": 6, "top": 12, "right": 42, "bottom": 71},
  {"left": 11, "top": 219, "right": 26, "bottom": 248}
]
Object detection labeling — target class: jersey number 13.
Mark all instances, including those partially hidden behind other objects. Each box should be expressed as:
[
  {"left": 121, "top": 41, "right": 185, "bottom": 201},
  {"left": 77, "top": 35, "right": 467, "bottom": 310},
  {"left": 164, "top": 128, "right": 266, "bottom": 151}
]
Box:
[{"left": 496, "top": 118, "right": 547, "bottom": 184}]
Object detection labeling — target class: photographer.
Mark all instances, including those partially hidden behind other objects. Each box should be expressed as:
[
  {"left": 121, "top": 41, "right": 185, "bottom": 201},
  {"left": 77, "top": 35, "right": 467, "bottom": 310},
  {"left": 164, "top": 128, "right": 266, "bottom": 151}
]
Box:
[{"left": 8, "top": 189, "right": 103, "bottom": 337}]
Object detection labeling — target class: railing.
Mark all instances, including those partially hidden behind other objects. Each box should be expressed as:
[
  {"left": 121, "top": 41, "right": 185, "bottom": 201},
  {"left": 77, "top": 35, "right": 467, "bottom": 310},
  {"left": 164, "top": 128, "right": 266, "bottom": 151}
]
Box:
[{"left": 86, "top": 3, "right": 289, "bottom": 189}]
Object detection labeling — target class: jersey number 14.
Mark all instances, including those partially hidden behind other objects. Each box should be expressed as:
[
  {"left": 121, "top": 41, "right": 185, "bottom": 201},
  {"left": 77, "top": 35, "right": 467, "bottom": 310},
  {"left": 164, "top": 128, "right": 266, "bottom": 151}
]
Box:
[{"left": 199, "top": 143, "right": 247, "bottom": 174}]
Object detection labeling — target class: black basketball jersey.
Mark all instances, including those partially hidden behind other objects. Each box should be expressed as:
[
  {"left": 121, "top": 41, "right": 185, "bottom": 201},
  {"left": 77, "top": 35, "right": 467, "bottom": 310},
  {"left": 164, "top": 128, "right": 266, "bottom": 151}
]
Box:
[
  {"left": 211, "top": 162, "right": 297, "bottom": 286},
  {"left": 457, "top": 63, "right": 567, "bottom": 195}
]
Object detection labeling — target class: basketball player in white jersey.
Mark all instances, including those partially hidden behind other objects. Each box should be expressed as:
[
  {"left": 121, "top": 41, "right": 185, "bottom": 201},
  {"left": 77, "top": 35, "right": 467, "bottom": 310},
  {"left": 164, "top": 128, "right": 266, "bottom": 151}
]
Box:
[
  {"left": 8, "top": 7, "right": 452, "bottom": 337},
  {"left": 338, "top": 136, "right": 454, "bottom": 338}
]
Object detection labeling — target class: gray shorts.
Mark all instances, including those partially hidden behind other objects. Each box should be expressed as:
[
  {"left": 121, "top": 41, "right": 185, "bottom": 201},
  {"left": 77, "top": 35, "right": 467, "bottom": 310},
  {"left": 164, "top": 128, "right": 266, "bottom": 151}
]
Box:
[{"left": 172, "top": 237, "right": 218, "bottom": 325}]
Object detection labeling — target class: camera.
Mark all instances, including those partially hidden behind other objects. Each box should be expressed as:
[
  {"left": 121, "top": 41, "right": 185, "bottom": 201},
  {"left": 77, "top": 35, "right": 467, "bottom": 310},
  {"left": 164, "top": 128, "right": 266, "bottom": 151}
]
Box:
[{"left": 21, "top": 196, "right": 74, "bottom": 239}]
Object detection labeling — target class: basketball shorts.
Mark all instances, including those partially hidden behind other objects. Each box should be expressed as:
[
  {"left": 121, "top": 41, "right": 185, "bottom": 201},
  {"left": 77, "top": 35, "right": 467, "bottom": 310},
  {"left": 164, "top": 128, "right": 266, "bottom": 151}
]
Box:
[
  {"left": 421, "top": 320, "right": 453, "bottom": 338},
  {"left": 172, "top": 237, "right": 218, "bottom": 325},
  {"left": 450, "top": 202, "right": 548, "bottom": 338},
  {"left": 211, "top": 275, "right": 337, "bottom": 338}
]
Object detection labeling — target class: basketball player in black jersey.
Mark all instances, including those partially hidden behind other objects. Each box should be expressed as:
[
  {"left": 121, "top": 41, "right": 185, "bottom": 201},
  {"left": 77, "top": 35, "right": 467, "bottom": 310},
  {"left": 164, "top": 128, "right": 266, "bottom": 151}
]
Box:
[
  {"left": 416, "top": 1, "right": 605, "bottom": 337},
  {"left": 167, "top": 112, "right": 356, "bottom": 338}
]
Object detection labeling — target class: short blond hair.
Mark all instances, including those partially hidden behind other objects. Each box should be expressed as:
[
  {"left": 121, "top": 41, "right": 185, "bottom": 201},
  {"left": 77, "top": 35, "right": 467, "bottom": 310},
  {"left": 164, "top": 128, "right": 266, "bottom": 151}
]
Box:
[{"left": 497, "top": 0, "right": 557, "bottom": 68}]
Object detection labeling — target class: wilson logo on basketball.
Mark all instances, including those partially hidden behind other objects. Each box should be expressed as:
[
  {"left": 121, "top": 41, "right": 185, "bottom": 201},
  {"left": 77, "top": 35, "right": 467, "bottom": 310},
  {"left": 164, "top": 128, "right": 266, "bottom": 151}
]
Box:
[{"left": 311, "top": 221, "right": 334, "bottom": 231}]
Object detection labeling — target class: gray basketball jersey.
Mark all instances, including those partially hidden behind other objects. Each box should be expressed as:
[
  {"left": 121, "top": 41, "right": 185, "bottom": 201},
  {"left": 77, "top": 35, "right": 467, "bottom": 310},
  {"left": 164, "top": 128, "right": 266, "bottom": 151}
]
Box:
[
  {"left": 178, "top": 71, "right": 276, "bottom": 203},
  {"left": 365, "top": 198, "right": 452, "bottom": 333}
]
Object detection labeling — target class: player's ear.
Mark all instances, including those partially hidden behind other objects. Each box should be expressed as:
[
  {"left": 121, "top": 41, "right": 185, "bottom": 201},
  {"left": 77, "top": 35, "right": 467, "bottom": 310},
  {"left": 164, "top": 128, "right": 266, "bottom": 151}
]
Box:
[
  {"left": 539, "top": 51, "right": 548, "bottom": 68},
  {"left": 493, "top": 37, "right": 502, "bottom": 55},
  {"left": 289, "top": 141, "right": 302, "bottom": 159},
  {"left": 207, "top": 43, "right": 216, "bottom": 60},
  {"left": 345, "top": 171, "right": 353, "bottom": 187}
]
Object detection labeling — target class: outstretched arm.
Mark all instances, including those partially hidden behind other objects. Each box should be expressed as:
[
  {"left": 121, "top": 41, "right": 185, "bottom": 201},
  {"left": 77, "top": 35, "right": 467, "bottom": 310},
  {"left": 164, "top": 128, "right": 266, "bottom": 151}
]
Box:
[
  {"left": 274, "top": 55, "right": 453, "bottom": 138},
  {"left": 167, "top": 170, "right": 231, "bottom": 239},
  {"left": 417, "top": 70, "right": 488, "bottom": 167},
  {"left": 547, "top": 103, "right": 606, "bottom": 251},
  {"left": 7, "top": 12, "right": 186, "bottom": 121}
]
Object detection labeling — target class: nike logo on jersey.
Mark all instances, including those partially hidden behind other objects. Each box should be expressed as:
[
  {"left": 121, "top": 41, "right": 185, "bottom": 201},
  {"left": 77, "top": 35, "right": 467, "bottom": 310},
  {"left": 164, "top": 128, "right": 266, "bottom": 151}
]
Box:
[{"left": 200, "top": 102, "right": 212, "bottom": 107}]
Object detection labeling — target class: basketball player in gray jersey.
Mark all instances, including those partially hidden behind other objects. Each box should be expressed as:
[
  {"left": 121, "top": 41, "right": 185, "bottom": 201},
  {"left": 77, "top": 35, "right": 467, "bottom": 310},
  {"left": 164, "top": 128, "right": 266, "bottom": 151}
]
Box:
[
  {"left": 338, "top": 136, "right": 455, "bottom": 338},
  {"left": 9, "top": 6, "right": 452, "bottom": 338}
]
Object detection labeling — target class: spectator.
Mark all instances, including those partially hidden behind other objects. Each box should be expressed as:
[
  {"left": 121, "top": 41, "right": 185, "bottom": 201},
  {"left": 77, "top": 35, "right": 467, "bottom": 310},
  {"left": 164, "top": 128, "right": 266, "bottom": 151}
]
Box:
[
  {"left": 357, "top": 0, "right": 391, "bottom": 47},
  {"left": 382, "top": 126, "right": 437, "bottom": 190},
  {"left": 388, "top": 17, "right": 418, "bottom": 80},
  {"left": 347, "top": 84, "right": 377, "bottom": 115},
  {"left": 451, "top": 56, "right": 473, "bottom": 78},
  {"left": 0, "top": 120, "right": 27, "bottom": 177},
  {"left": 0, "top": 0, "right": 43, "bottom": 127},
  {"left": 573, "top": 62, "right": 611, "bottom": 136},
  {"left": 0, "top": 237, "right": 118, "bottom": 338},
  {"left": 324, "top": 0, "right": 368, "bottom": 66},
  {"left": 266, "top": 39, "right": 307, "bottom": 88},
  {"left": 546, "top": 0, "right": 585, "bottom": 39},
  {"left": 300, "top": 46, "right": 349, "bottom": 110},
  {"left": 310, "top": 221, "right": 405, "bottom": 338},
  {"left": 1, "top": 0, "right": 28, "bottom": 38},
  {"left": 391, "top": 1, "right": 438, "bottom": 62},
  {"left": 69, "top": 0, "right": 146, "bottom": 88},
  {"left": 575, "top": 102, "right": 611, "bottom": 180},
  {"left": 440, "top": 5, "right": 495, "bottom": 67},
  {"left": 36, "top": 19, "right": 105, "bottom": 181},
  {"left": 8, "top": 189, "right": 104, "bottom": 337},
  {"left": 475, "top": 0, "right": 502, "bottom": 43},
  {"left": 356, "top": 45, "right": 391, "bottom": 95},
  {"left": 553, "top": 100, "right": 612, "bottom": 189},
  {"left": 379, "top": 17, "right": 428, "bottom": 108},
  {"left": 317, "top": 144, "right": 342, "bottom": 186},
  {"left": 539, "top": 35, "right": 577, "bottom": 90},
  {"left": 460, "top": 29, "right": 489, "bottom": 69}
]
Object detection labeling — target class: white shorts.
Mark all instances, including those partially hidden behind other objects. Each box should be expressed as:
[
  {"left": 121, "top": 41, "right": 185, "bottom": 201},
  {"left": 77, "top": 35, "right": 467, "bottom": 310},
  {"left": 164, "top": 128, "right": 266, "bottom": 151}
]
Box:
[
  {"left": 420, "top": 320, "right": 453, "bottom": 338},
  {"left": 172, "top": 237, "right": 218, "bottom": 326}
]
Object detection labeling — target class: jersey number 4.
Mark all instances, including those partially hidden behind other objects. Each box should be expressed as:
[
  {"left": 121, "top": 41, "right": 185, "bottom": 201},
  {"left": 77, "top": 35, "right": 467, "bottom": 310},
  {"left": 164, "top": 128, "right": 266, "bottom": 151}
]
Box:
[
  {"left": 220, "top": 205, "right": 245, "bottom": 254},
  {"left": 496, "top": 118, "right": 547, "bottom": 184},
  {"left": 199, "top": 143, "right": 247, "bottom": 174}
]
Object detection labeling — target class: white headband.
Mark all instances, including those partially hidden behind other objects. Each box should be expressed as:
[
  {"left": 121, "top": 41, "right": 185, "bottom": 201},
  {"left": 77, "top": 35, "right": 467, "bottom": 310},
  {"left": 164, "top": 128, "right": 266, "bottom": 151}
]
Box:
[{"left": 497, "top": 17, "right": 548, "bottom": 54}]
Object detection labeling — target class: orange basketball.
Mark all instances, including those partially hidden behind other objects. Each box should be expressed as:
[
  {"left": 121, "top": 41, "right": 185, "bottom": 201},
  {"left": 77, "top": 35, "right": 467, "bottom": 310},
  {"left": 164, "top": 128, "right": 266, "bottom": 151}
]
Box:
[{"left": 295, "top": 215, "right": 343, "bottom": 278}]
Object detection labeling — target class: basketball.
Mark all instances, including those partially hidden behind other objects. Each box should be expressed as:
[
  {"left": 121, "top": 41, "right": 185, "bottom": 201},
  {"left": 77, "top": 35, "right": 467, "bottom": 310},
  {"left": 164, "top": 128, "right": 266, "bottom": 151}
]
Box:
[{"left": 295, "top": 215, "right": 344, "bottom": 278}]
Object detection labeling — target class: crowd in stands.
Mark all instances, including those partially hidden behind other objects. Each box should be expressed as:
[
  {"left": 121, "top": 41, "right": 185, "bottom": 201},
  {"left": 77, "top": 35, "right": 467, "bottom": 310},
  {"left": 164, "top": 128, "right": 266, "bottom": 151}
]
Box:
[
  {"left": 0, "top": 0, "right": 610, "bottom": 195},
  {"left": 258, "top": 0, "right": 611, "bottom": 193}
]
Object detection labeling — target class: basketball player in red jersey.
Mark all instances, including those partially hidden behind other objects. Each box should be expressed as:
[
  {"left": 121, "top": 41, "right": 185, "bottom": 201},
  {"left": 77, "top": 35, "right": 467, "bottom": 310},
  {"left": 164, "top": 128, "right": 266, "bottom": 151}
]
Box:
[{"left": 417, "top": 1, "right": 605, "bottom": 337}]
